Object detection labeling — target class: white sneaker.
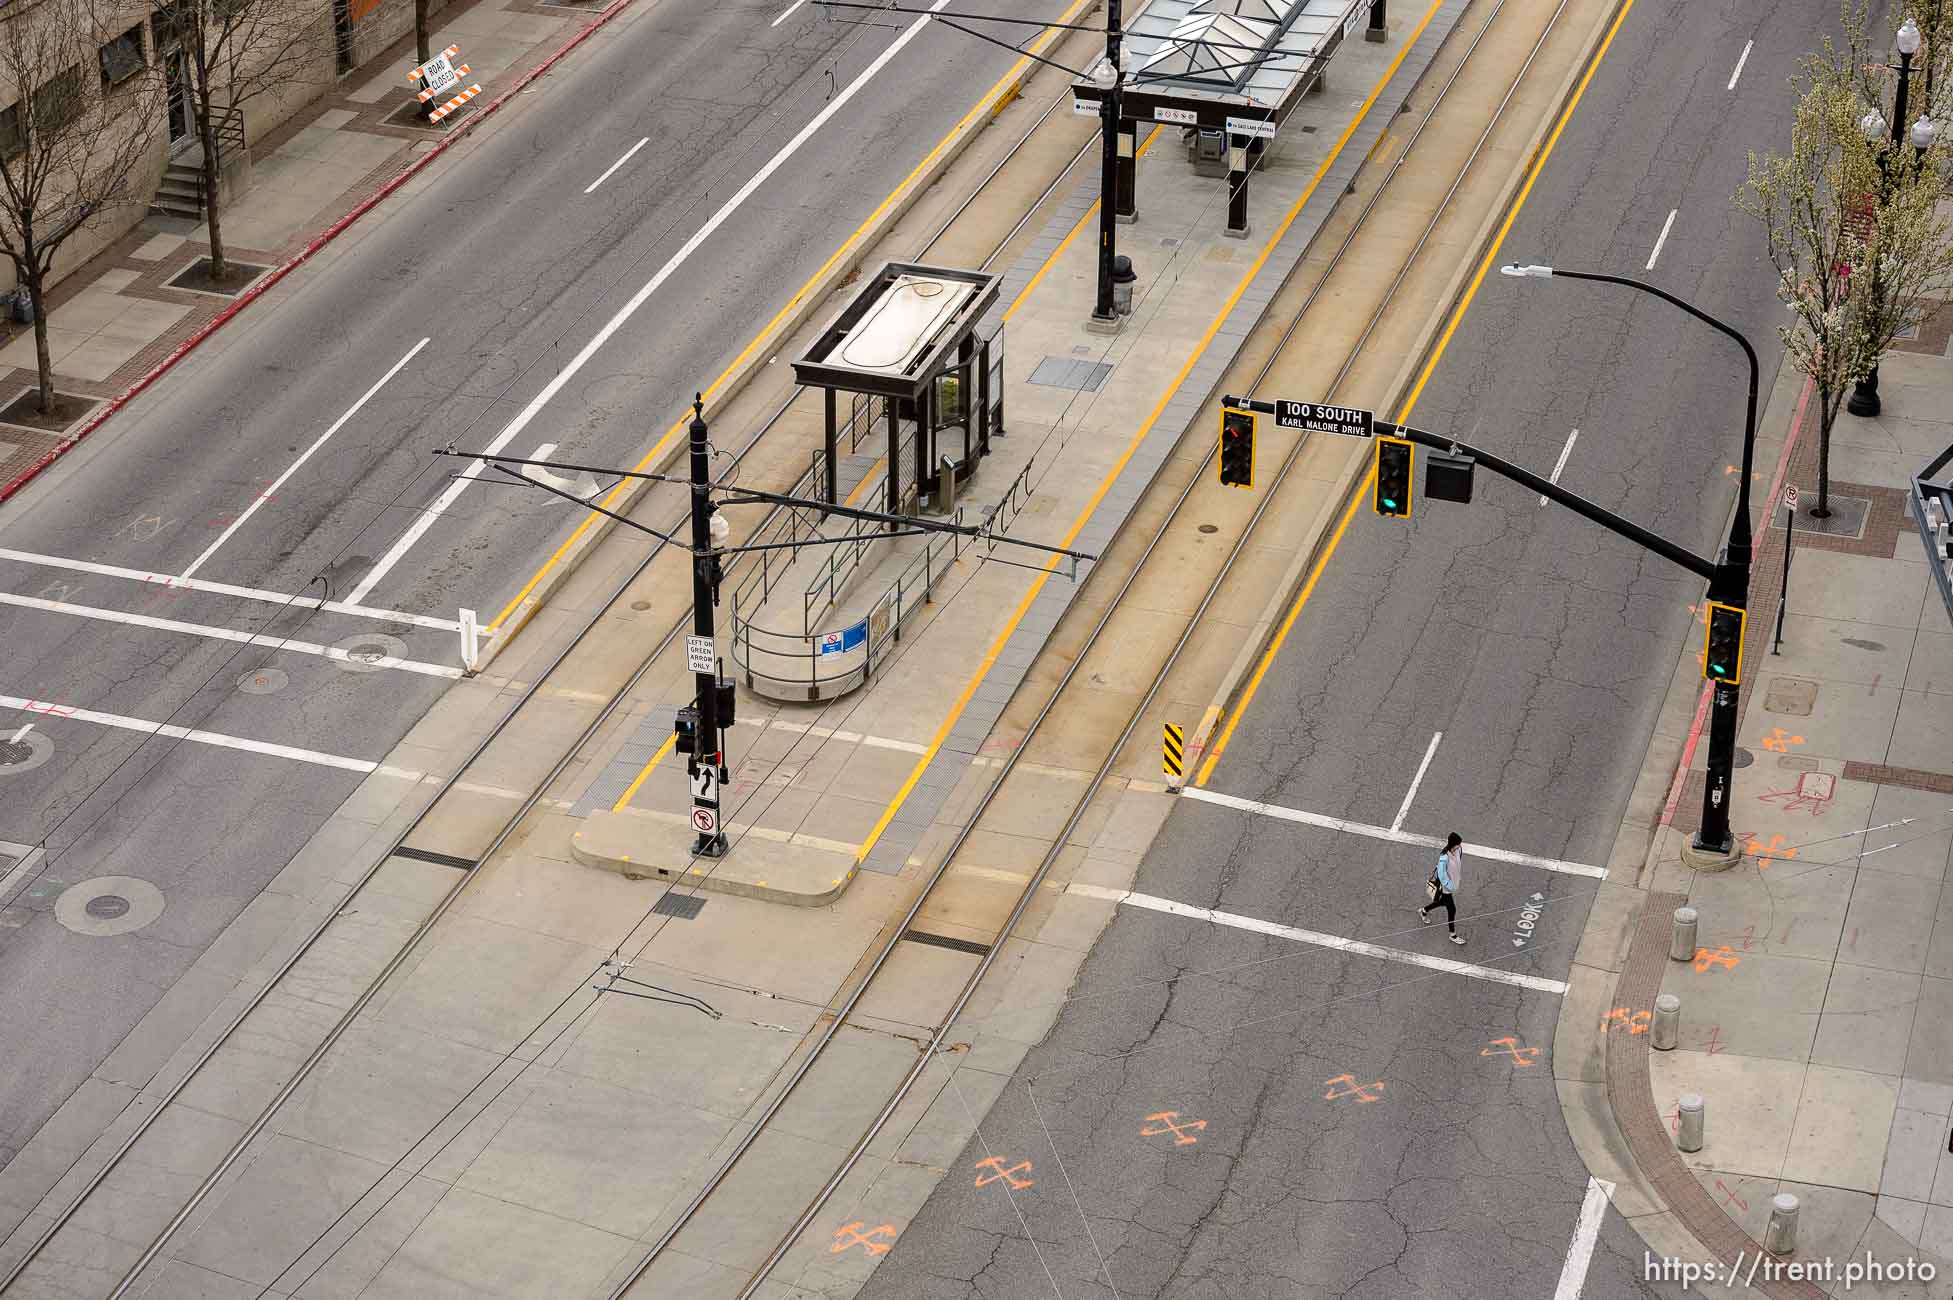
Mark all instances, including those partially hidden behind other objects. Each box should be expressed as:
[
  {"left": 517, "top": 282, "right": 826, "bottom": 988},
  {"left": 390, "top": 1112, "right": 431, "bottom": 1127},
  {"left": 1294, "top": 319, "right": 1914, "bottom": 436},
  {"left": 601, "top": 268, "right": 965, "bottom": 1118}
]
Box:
[
  {"left": 1417, "top": 906, "right": 1431, "bottom": 925},
  {"left": 1449, "top": 933, "right": 1466, "bottom": 946}
]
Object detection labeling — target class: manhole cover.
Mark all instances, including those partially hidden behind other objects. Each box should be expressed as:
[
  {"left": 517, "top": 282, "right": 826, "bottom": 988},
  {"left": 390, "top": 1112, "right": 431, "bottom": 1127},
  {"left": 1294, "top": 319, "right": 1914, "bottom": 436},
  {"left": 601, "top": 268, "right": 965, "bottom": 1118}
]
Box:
[
  {"left": 1197, "top": 524, "right": 1219, "bottom": 534},
  {"left": 1763, "top": 677, "right": 1818, "bottom": 717},
  {"left": 332, "top": 632, "right": 408, "bottom": 673},
  {"left": 0, "top": 729, "right": 53, "bottom": 775},
  {"left": 84, "top": 894, "right": 130, "bottom": 919},
  {"left": 631, "top": 600, "right": 652, "bottom": 612},
  {"left": 238, "top": 667, "right": 288, "bottom": 694},
  {"left": 54, "top": 876, "right": 164, "bottom": 937},
  {"left": 1732, "top": 748, "right": 1754, "bottom": 769}
]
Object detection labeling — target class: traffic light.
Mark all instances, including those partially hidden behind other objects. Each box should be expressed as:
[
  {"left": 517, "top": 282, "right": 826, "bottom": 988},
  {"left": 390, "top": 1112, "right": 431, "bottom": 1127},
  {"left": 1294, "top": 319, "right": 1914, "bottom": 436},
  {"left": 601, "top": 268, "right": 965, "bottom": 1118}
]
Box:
[
  {"left": 673, "top": 705, "right": 698, "bottom": 754},
  {"left": 1219, "top": 406, "right": 1255, "bottom": 489},
  {"left": 1703, "top": 601, "right": 1746, "bottom": 684},
  {"left": 1374, "top": 436, "right": 1413, "bottom": 517}
]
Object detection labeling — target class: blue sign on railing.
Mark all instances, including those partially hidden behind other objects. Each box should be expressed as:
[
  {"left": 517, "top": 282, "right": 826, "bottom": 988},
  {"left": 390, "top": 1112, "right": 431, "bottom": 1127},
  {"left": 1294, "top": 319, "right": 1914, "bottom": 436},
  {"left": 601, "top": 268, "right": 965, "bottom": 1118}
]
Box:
[{"left": 817, "top": 619, "right": 869, "bottom": 656}]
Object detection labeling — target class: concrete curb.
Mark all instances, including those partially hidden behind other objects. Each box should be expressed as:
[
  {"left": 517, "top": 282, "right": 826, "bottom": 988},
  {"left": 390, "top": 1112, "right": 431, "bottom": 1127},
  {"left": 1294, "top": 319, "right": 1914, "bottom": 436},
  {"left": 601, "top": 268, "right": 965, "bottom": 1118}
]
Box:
[
  {"left": 467, "top": 28, "right": 1084, "bottom": 675},
  {"left": 570, "top": 809, "right": 855, "bottom": 905},
  {"left": 0, "top": 0, "right": 650, "bottom": 506},
  {"left": 1181, "top": 0, "right": 1626, "bottom": 782}
]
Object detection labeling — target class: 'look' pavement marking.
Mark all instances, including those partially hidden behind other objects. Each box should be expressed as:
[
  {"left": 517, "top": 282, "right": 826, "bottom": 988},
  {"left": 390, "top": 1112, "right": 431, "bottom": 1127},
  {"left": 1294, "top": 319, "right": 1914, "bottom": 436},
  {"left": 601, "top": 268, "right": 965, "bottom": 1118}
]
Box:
[
  {"left": 1067, "top": 881, "right": 1570, "bottom": 995},
  {"left": 1196, "top": 0, "right": 1641, "bottom": 785},
  {"left": 0, "top": 592, "right": 462, "bottom": 678},
  {"left": 0, "top": 547, "right": 461, "bottom": 630},
  {"left": 180, "top": 338, "right": 431, "bottom": 582},
  {"left": 0, "top": 693, "right": 415, "bottom": 777},
  {"left": 1182, "top": 785, "right": 1609, "bottom": 879}
]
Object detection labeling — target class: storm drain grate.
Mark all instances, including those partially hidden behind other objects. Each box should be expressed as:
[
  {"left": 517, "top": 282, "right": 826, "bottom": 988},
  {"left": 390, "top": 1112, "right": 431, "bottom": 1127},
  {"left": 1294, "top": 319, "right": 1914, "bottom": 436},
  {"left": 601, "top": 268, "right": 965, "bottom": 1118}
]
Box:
[
  {"left": 1027, "top": 356, "right": 1112, "bottom": 392},
  {"left": 652, "top": 892, "right": 705, "bottom": 920}
]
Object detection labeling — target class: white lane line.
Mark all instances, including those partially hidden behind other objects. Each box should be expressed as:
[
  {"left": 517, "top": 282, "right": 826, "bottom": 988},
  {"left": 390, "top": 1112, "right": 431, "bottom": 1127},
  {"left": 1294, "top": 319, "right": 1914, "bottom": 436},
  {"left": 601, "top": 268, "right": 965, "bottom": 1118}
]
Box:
[
  {"left": 0, "top": 548, "right": 460, "bottom": 631},
  {"left": 1727, "top": 39, "right": 1752, "bottom": 91},
  {"left": 1552, "top": 1177, "right": 1615, "bottom": 1299},
  {"left": 0, "top": 694, "right": 419, "bottom": 777},
  {"left": 0, "top": 592, "right": 462, "bottom": 678},
  {"left": 1183, "top": 786, "right": 1609, "bottom": 879},
  {"left": 0, "top": 841, "right": 46, "bottom": 906},
  {"left": 584, "top": 137, "right": 651, "bottom": 195},
  {"left": 1068, "top": 882, "right": 1570, "bottom": 995},
  {"left": 1390, "top": 731, "right": 1442, "bottom": 833},
  {"left": 179, "top": 339, "right": 430, "bottom": 581},
  {"left": 1644, "top": 209, "right": 1677, "bottom": 270},
  {"left": 343, "top": 0, "right": 954, "bottom": 608},
  {"left": 9, "top": 724, "right": 29, "bottom": 743},
  {"left": 771, "top": 0, "right": 806, "bottom": 27},
  {"left": 1540, "top": 428, "right": 1580, "bottom": 506}
]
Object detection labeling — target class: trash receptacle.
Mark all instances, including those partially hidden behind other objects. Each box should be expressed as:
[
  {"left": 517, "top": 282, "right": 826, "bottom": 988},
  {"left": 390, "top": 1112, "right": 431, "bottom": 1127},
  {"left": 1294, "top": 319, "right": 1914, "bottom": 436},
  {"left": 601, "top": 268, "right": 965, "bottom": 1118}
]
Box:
[{"left": 1112, "top": 256, "right": 1137, "bottom": 315}]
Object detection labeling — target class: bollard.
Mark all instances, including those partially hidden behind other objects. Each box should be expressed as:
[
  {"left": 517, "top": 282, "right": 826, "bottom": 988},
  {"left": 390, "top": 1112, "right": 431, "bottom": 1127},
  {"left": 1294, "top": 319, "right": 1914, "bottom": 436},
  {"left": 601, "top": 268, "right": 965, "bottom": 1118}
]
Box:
[
  {"left": 1677, "top": 1092, "right": 1704, "bottom": 1152},
  {"left": 1670, "top": 907, "right": 1699, "bottom": 962},
  {"left": 1652, "top": 994, "right": 1681, "bottom": 1051},
  {"left": 1765, "top": 1193, "right": 1799, "bottom": 1254}
]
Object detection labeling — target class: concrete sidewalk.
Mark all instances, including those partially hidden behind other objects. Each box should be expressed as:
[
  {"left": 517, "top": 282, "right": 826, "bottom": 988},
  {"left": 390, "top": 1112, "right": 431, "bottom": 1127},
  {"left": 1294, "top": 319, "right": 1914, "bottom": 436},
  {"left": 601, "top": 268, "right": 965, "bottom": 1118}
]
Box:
[
  {"left": 0, "top": 0, "right": 595, "bottom": 494},
  {"left": 1562, "top": 338, "right": 1953, "bottom": 1297}
]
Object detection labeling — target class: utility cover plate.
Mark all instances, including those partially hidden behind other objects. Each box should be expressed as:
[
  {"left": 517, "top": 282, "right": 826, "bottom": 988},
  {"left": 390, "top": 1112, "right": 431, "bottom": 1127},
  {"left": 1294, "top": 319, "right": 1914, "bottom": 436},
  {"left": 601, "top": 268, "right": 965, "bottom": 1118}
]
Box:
[{"left": 1763, "top": 677, "right": 1818, "bottom": 717}]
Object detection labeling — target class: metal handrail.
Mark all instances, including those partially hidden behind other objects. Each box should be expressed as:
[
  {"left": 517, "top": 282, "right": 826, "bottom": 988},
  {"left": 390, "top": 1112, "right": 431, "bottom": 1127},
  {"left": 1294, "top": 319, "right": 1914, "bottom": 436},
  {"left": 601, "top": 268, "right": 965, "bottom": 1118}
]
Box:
[{"left": 1911, "top": 441, "right": 1953, "bottom": 627}]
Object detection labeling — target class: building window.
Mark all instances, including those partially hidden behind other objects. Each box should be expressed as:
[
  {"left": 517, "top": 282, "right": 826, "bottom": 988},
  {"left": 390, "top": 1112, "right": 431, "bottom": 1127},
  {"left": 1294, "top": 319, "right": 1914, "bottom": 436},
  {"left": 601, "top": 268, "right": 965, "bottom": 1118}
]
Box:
[
  {"left": 31, "top": 66, "right": 85, "bottom": 135},
  {"left": 0, "top": 103, "right": 22, "bottom": 160},
  {"left": 100, "top": 25, "right": 146, "bottom": 90}
]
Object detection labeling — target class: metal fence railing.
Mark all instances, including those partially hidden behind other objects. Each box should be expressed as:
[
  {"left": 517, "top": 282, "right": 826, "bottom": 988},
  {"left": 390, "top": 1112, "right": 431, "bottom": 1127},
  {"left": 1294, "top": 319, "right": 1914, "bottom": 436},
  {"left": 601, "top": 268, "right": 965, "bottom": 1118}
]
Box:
[{"left": 1911, "top": 441, "right": 1953, "bottom": 628}]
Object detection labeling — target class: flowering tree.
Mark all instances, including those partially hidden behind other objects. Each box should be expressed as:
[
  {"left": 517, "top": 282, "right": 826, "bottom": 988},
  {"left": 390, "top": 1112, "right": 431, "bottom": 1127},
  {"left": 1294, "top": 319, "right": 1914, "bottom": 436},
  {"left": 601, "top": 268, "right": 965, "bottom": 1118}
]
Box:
[{"left": 1739, "top": 4, "right": 1953, "bottom": 516}]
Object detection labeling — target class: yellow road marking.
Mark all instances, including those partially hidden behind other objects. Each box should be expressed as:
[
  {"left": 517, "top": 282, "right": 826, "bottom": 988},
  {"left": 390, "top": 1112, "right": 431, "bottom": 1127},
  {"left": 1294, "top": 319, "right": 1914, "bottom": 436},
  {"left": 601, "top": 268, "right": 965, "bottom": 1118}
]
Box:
[
  {"left": 1194, "top": 0, "right": 1640, "bottom": 786},
  {"left": 487, "top": 0, "right": 1096, "bottom": 635},
  {"left": 855, "top": 0, "right": 1448, "bottom": 864}
]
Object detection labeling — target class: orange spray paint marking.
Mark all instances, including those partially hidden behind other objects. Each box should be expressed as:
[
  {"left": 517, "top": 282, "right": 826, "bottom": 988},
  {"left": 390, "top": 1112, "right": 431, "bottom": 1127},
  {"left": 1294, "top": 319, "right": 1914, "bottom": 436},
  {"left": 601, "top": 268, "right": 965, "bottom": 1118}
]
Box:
[
  {"left": 1706, "top": 1026, "right": 1726, "bottom": 1056},
  {"left": 1323, "top": 1074, "right": 1385, "bottom": 1103},
  {"left": 1715, "top": 1178, "right": 1749, "bottom": 1213},
  {"left": 973, "top": 1157, "right": 1035, "bottom": 1190},
  {"left": 1600, "top": 1008, "right": 1651, "bottom": 1035},
  {"left": 1694, "top": 946, "right": 1740, "bottom": 972},
  {"left": 831, "top": 1222, "right": 897, "bottom": 1256},
  {"left": 1743, "top": 834, "right": 1798, "bottom": 865},
  {"left": 1141, "top": 1111, "right": 1207, "bottom": 1145},
  {"left": 1481, "top": 1037, "right": 1540, "bottom": 1066},
  {"left": 1758, "top": 727, "right": 1804, "bottom": 753}
]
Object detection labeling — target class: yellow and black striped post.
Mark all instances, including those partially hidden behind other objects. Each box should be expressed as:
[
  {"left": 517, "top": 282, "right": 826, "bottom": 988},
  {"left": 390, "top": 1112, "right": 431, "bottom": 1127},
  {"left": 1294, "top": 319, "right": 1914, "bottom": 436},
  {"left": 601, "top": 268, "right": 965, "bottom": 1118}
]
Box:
[{"left": 1163, "top": 723, "right": 1185, "bottom": 789}]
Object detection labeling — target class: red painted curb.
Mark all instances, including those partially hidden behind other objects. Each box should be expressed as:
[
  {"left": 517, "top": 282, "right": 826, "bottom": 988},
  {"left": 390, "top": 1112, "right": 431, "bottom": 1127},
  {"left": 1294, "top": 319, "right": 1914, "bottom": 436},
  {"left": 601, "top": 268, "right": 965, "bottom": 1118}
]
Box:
[
  {"left": 1658, "top": 372, "right": 1814, "bottom": 828},
  {"left": 0, "top": 0, "right": 638, "bottom": 506}
]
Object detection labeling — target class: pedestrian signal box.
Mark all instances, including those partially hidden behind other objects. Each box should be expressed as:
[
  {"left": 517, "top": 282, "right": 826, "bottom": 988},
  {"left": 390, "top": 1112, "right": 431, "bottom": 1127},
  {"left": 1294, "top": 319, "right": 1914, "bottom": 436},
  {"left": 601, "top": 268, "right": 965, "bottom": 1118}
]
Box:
[
  {"left": 1374, "top": 436, "right": 1413, "bottom": 517},
  {"left": 1703, "top": 601, "right": 1746, "bottom": 684},
  {"left": 1219, "top": 407, "right": 1255, "bottom": 489}
]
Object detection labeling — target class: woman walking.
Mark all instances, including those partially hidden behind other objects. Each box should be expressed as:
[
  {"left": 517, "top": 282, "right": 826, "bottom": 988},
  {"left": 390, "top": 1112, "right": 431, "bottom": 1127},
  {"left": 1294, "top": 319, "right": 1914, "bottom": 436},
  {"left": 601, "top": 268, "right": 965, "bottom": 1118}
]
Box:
[{"left": 1419, "top": 833, "right": 1466, "bottom": 945}]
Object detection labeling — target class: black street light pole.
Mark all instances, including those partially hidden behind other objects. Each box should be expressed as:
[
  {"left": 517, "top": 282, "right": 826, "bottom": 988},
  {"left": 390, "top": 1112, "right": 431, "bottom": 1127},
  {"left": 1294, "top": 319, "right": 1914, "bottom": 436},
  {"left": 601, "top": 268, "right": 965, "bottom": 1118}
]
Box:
[
  {"left": 1502, "top": 265, "right": 1759, "bottom": 859},
  {"left": 1092, "top": 0, "right": 1123, "bottom": 324},
  {"left": 1850, "top": 18, "right": 1924, "bottom": 419},
  {"left": 688, "top": 396, "right": 729, "bottom": 857}
]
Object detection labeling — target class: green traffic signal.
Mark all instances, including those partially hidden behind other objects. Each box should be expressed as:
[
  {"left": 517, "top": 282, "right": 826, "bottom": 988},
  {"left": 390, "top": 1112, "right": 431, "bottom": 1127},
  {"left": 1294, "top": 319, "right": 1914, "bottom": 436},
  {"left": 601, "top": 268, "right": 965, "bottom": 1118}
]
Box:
[
  {"left": 1703, "top": 602, "right": 1746, "bottom": 684},
  {"left": 1374, "top": 437, "right": 1413, "bottom": 517}
]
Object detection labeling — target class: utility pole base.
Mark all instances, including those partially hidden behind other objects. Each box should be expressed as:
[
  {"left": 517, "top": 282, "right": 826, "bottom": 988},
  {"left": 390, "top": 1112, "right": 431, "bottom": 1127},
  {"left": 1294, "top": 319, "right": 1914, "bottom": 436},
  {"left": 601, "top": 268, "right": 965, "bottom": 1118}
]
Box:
[
  {"left": 1223, "top": 224, "right": 1252, "bottom": 240},
  {"left": 1085, "top": 312, "right": 1125, "bottom": 335},
  {"left": 1680, "top": 838, "right": 1742, "bottom": 872}
]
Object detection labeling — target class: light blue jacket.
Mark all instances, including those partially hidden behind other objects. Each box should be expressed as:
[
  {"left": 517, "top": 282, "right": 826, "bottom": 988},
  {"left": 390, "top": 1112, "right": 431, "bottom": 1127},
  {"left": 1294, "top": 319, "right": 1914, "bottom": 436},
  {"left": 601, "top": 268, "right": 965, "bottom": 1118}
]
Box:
[{"left": 1434, "top": 848, "right": 1461, "bottom": 893}]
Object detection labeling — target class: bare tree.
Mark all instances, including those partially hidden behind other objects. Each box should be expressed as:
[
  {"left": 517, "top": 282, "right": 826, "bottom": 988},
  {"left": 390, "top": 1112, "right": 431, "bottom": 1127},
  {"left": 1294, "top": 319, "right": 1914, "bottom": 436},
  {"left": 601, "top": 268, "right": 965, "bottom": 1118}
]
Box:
[
  {"left": 1739, "top": 4, "right": 1953, "bottom": 516},
  {"left": 0, "top": 0, "right": 161, "bottom": 414},
  {"left": 155, "top": 0, "right": 329, "bottom": 284}
]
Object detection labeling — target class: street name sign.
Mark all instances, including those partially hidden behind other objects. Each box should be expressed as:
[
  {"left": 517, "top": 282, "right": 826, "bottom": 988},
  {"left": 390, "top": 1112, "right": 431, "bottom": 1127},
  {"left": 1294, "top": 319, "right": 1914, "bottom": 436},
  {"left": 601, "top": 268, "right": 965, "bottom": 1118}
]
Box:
[
  {"left": 686, "top": 634, "right": 714, "bottom": 674},
  {"left": 1276, "top": 401, "right": 1373, "bottom": 439}
]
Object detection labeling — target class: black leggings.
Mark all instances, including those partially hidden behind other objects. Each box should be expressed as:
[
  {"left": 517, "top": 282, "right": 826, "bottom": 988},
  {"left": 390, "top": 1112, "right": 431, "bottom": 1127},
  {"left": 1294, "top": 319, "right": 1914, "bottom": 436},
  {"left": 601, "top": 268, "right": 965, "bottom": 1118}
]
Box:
[{"left": 1423, "top": 889, "right": 1457, "bottom": 933}]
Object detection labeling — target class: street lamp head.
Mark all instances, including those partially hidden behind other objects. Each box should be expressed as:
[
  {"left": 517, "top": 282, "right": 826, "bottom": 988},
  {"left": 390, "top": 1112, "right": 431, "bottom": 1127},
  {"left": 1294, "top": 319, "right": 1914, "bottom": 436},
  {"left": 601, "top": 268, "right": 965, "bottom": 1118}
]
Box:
[
  {"left": 1898, "top": 18, "right": 1922, "bottom": 55},
  {"left": 1499, "top": 263, "right": 1554, "bottom": 278},
  {"left": 1862, "top": 107, "right": 1889, "bottom": 142},
  {"left": 1914, "top": 115, "right": 1939, "bottom": 150},
  {"left": 1092, "top": 57, "right": 1118, "bottom": 89},
  {"left": 708, "top": 510, "right": 730, "bottom": 543}
]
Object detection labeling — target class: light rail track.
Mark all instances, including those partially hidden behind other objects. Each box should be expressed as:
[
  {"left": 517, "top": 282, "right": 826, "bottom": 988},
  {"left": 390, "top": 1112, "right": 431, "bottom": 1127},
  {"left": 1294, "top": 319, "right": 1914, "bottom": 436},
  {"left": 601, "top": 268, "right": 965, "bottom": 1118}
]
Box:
[
  {"left": 606, "top": 0, "right": 1581, "bottom": 1292},
  {"left": 0, "top": 21, "right": 1101, "bottom": 1296}
]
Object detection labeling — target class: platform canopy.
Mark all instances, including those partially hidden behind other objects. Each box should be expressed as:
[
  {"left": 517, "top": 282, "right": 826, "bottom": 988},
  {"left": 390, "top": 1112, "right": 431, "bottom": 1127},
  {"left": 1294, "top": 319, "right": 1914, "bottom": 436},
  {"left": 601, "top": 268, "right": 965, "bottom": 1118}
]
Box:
[{"left": 1072, "top": 0, "right": 1367, "bottom": 137}]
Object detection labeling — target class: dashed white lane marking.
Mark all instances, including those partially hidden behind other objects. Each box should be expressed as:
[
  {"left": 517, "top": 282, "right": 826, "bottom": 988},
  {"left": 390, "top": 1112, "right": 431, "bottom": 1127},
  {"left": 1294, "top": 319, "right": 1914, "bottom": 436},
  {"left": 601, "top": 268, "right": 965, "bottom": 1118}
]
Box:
[
  {"left": 1727, "top": 39, "right": 1752, "bottom": 91},
  {"left": 1553, "top": 1176, "right": 1616, "bottom": 1299},
  {"left": 0, "top": 548, "right": 460, "bottom": 631},
  {"left": 0, "top": 694, "right": 414, "bottom": 777},
  {"left": 179, "top": 338, "right": 431, "bottom": 581},
  {"left": 1391, "top": 731, "right": 1441, "bottom": 833},
  {"left": 0, "top": 593, "right": 462, "bottom": 678},
  {"left": 584, "top": 137, "right": 651, "bottom": 194},
  {"left": 771, "top": 0, "right": 807, "bottom": 26},
  {"left": 343, "top": 0, "right": 956, "bottom": 609},
  {"left": 1068, "top": 882, "right": 1570, "bottom": 995},
  {"left": 1644, "top": 208, "right": 1677, "bottom": 270},
  {"left": 1182, "top": 786, "right": 1608, "bottom": 879},
  {"left": 1541, "top": 428, "right": 1579, "bottom": 506},
  {"left": 763, "top": 719, "right": 929, "bottom": 753}
]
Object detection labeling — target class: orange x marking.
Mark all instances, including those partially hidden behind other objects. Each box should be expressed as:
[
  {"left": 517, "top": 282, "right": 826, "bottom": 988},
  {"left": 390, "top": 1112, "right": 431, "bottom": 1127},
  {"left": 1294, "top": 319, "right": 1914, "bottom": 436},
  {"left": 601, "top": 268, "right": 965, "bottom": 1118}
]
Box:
[
  {"left": 831, "top": 1222, "right": 897, "bottom": 1256},
  {"left": 1323, "top": 1074, "right": 1385, "bottom": 1103},
  {"left": 1481, "top": 1036, "right": 1540, "bottom": 1066},
  {"left": 1758, "top": 727, "right": 1804, "bottom": 752},
  {"left": 1141, "top": 1111, "right": 1207, "bottom": 1145},
  {"left": 1694, "top": 945, "right": 1740, "bottom": 972},
  {"left": 1600, "top": 1007, "right": 1651, "bottom": 1035},
  {"left": 1744, "top": 833, "right": 1798, "bottom": 864},
  {"left": 973, "top": 1157, "right": 1035, "bottom": 1190}
]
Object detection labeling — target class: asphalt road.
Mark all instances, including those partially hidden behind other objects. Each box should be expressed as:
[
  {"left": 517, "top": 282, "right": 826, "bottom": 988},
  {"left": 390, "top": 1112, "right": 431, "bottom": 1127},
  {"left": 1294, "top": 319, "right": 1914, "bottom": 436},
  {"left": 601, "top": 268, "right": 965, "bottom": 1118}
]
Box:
[
  {"left": 0, "top": 0, "right": 1055, "bottom": 1178},
  {"left": 860, "top": 0, "right": 1824, "bottom": 1295}
]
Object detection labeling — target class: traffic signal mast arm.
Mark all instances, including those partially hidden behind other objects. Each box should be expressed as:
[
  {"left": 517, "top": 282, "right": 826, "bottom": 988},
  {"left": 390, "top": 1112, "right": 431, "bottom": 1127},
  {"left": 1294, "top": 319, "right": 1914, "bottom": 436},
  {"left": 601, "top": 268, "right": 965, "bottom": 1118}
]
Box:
[{"left": 1379, "top": 421, "right": 1718, "bottom": 584}]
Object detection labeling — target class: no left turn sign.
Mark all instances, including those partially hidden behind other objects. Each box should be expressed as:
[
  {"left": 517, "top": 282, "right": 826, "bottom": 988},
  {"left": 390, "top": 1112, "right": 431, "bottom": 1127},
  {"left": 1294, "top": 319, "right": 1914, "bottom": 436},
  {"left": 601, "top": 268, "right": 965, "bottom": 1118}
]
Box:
[{"left": 690, "top": 806, "right": 718, "bottom": 834}]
